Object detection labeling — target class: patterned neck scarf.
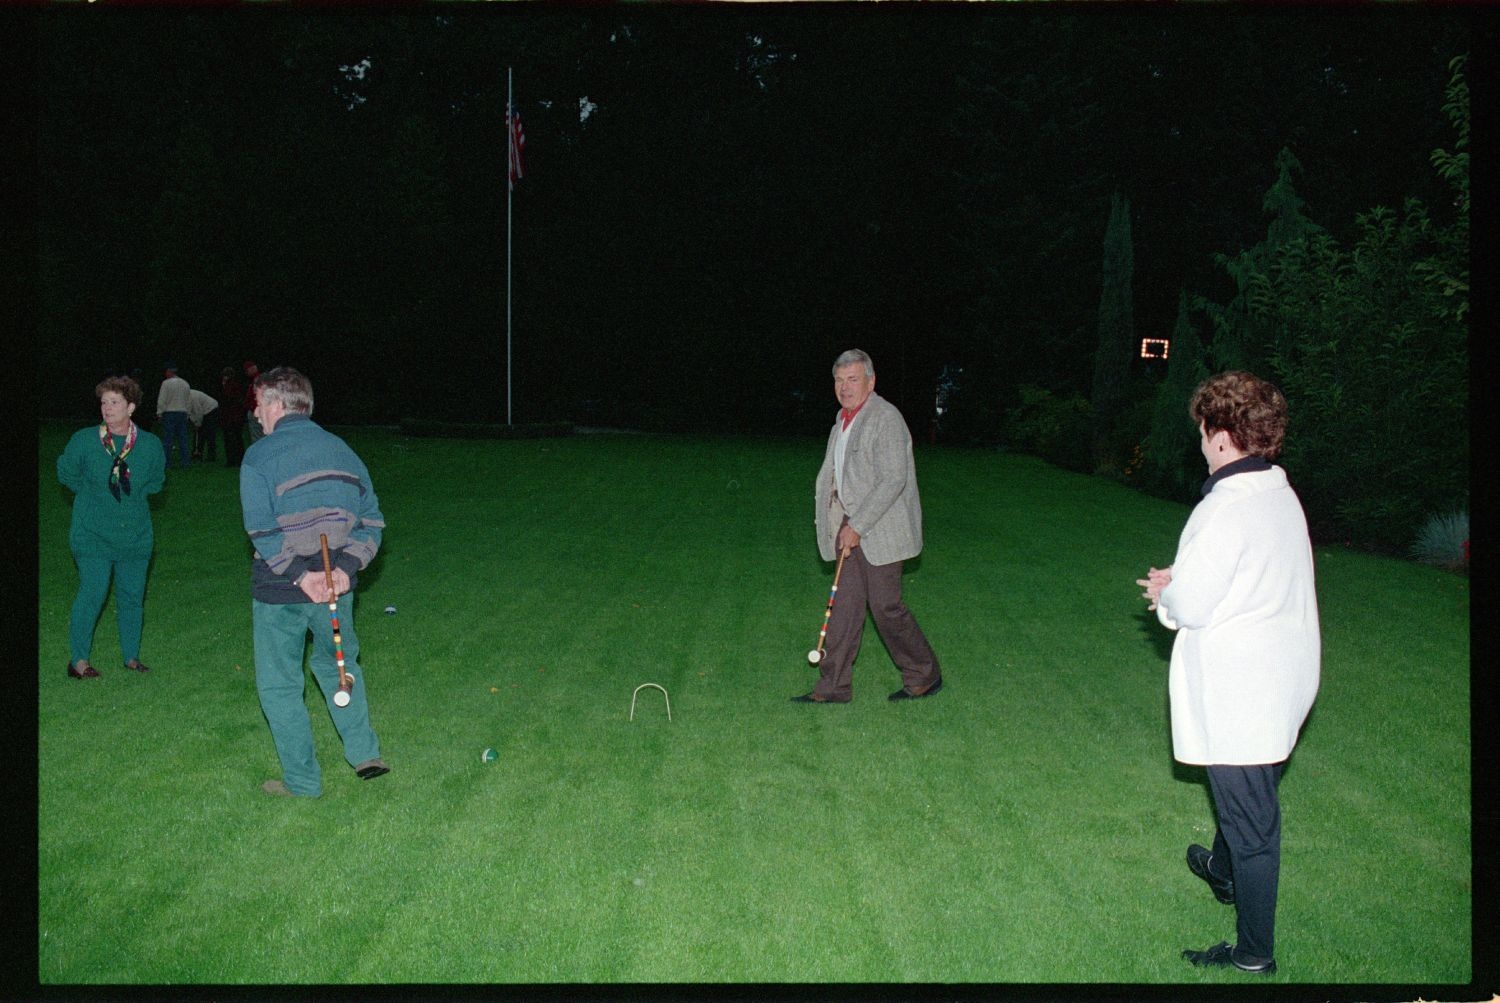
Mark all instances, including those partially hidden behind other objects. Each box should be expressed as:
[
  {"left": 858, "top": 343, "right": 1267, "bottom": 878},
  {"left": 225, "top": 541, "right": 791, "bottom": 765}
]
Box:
[{"left": 100, "top": 421, "right": 137, "bottom": 501}]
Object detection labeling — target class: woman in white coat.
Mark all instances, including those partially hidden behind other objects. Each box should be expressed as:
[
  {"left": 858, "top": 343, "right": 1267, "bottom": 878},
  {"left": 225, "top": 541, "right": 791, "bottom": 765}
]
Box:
[{"left": 1138, "top": 370, "right": 1320, "bottom": 976}]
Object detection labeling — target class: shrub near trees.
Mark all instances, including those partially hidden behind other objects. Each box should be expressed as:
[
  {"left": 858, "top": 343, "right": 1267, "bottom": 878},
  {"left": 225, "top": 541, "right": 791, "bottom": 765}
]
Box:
[{"left": 1140, "top": 56, "right": 1468, "bottom": 555}]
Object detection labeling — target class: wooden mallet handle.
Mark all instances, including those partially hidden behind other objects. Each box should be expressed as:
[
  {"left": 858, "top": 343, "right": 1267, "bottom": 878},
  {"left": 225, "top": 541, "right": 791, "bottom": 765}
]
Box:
[
  {"left": 319, "top": 534, "right": 354, "bottom": 705},
  {"left": 809, "top": 548, "right": 847, "bottom": 664}
]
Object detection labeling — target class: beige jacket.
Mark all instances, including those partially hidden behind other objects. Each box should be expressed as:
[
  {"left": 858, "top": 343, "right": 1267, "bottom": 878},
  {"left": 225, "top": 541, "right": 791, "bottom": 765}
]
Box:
[{"left": 813, "top": 393, "right": 923, "bottom": 566}]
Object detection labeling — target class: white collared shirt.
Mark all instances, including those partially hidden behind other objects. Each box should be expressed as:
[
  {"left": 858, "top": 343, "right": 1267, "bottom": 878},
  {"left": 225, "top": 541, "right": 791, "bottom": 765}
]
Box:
[{"left": 834, "top": 407, "right": 862, "bottom": 496}]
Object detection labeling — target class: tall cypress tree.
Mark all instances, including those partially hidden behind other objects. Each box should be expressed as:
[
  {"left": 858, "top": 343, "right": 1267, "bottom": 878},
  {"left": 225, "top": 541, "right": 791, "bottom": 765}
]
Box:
[
  {"left": 1201, "top": 148, "right": 1323, "bottom": 373},
  {"left": 1143, "top": 289, "right": 1209, "bottom": 499},
  {"left": 1091, "top": 191, "right": 1135, "bottom": 469}
]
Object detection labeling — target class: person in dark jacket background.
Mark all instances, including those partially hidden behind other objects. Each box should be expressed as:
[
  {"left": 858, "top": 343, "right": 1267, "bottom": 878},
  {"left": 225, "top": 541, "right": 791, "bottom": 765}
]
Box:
[{"left": 220, "top": 366, "right": 247, "bottom": 467}]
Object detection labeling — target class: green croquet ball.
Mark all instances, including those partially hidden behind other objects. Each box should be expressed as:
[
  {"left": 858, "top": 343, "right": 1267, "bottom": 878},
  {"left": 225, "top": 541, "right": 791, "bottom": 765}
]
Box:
[{"left": 480, "top": 747, "right": 499, "bottom": 764}]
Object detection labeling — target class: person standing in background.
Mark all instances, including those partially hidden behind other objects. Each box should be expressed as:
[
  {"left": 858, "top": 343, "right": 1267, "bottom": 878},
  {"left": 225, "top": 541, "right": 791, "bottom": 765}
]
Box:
[
  {"left": 243, "top": 360, "right": 264, "bottom": 443},
  {"left": 187, "top": 387, "right": 221, "bottom": 463},
  {"left": 156, "top": 362, "right": 192, "bottom": 469},
  {"left": 220, "top": 366, "right": 247, "bottom": 467}
]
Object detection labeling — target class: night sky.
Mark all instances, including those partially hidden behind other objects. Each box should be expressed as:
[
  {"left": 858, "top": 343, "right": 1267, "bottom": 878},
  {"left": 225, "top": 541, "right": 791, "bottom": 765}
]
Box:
[{"left": 28, "top": 5, "right": 1478, "bottom": 434}]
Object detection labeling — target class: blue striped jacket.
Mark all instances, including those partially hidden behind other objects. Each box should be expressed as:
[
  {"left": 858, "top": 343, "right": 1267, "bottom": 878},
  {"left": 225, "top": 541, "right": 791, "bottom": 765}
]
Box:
[{"left": 239, "top": 413, "right": 386, "bottom": 604}]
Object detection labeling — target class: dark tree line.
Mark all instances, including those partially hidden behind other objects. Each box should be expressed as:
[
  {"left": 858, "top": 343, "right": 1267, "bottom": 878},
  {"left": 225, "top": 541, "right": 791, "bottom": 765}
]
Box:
[{"left": 33, "top": 7, "right": 1470, "bottom": 468}]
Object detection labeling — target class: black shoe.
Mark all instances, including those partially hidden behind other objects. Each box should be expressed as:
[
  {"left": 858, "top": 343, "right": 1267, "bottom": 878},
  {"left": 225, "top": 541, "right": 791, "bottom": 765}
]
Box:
[
  {"left": 791, "top": 693, "right": 848, "bottom": 704},
  {"left": 67, "top": 660, "right": 100, "bottom": 680},
  {"left": 888, "top": 676, "right": 943, "bottom": 701},
  {"left": 123, "top": 659, "right": 150, "bottom": 673},
  {"left": 355, "top": 759, "right": 390, "bottom": 779},
  {"left": 1186, "top": 843, "right": 1235, "bottom": 904},
  {"left": 1182, "top": 941, "right": 1276, "bottom": 974}
]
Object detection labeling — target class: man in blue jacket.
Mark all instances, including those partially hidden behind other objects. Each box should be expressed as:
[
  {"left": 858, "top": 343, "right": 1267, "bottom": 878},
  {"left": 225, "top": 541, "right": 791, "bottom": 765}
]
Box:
[{"left": 240, "top": 366, "right": 389, "bottom": 797}]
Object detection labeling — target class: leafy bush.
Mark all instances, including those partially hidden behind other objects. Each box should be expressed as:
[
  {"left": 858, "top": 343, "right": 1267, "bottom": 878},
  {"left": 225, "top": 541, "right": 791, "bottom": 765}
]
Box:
[
  {"left": 1258, "top": 208, "right": 1467, "bottom": 548},
  {"left": 1094, "top": 393, "right": 1154, "bottom": 480},
  {"left": 1000, "top": 385, "right": 1092, "bottom": 473},
  {"left": 1191, "top": 59, "right": 1468, "bottom": 551}
]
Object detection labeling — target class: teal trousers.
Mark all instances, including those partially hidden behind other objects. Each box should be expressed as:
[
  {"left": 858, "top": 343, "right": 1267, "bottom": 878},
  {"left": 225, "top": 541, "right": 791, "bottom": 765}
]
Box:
[
  {"left": 252, "top": 595, "right": 381, "bottom": 797},
  {"left": 69, "top": 551, "right": 150, "bottom": 666}
]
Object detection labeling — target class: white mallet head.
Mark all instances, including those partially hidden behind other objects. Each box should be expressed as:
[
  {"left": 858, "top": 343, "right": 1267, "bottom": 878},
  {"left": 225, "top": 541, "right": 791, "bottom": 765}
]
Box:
[
  {"left": 334, "top": 689, "right": 351, "bottom": 707},
  {"left": 807, "top": 649, "right": 823, "bottom": 665}
]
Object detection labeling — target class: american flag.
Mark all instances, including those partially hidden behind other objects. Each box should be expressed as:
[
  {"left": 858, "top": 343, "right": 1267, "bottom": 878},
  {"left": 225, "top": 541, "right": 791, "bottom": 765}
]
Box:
[{"left": 507, "top": 102, "right": 525, "bottom": 190}]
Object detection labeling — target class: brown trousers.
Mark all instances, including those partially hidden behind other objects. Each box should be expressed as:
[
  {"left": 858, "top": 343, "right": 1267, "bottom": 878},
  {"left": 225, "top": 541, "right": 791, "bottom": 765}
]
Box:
[{"left": 812, "top": 544, "right": 940, "bottom": 701}]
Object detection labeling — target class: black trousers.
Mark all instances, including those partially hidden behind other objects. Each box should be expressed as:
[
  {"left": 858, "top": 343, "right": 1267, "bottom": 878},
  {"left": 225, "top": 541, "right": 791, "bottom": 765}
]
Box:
[
  {"left": 223, "top": 421, "right": 246, "bottom": 467},
  {"left": 1205, "top": 761, "right": 1287, "bottom": 963},
  {"left": 193, "top": 407, "right": 220, "bottom": 460}
]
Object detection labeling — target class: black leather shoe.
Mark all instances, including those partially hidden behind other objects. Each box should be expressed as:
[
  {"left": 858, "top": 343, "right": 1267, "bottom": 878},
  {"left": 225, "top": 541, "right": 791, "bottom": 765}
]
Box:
[
  {"left": 355, "top": 759, "right": 390, "bottom": 780},
  {"left": 123, "top": 659, "right": 150, "bottom": 673},
  {"left": 791, "top": 693, "right": 848, "bottom": 704},
  {"left": 888, "top": 676, "right": 943, "bottom": 701},
  {"left": 1187, "top": 843, "right": 1235, "bottom": 904},
  {"left": 1182, "top": 941, "right": 1275, "bottom": 974},
  {"left": 67, "top": 661, "right": 100, "bottom": 679}
]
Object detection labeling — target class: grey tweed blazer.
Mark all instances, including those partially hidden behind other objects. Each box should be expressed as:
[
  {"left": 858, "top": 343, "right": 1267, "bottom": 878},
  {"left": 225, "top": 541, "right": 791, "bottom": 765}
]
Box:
[{"left": 813, "top": 392, "right": 924, "bottom": 566}]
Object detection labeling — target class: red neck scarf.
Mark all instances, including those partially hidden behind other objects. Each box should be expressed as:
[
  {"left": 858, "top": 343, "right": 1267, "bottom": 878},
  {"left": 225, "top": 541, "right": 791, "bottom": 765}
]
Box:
[{"left": 841, "top": 398, "right": 868, "bottom": 431}]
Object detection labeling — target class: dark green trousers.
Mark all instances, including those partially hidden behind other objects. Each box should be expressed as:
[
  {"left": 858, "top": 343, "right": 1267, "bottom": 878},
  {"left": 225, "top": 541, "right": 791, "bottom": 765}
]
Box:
[
  {"left": 252, "top": 596, "right": 381, "bottom": 797},
  {"left": 69, "top": 551, "right": 150, "bottom": 666}
]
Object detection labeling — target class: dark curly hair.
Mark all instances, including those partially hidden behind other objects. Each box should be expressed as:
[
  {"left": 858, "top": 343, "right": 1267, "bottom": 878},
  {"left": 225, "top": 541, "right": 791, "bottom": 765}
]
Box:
[
  {"left": 1189, "top": 370, "right": 1288, "bottom": 460},
  {"left": 95, "top": 375, "right": 142, "bottom": 408}
]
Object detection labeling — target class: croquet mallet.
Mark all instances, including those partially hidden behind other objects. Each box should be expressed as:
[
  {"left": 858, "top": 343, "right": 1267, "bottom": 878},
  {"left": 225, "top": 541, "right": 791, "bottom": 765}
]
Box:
[
  {"left": 319, "top": 533, "right": 354, "bottom": 708},
  {"left": 807, "top": 548, "right": 848, "bottom": 665}
]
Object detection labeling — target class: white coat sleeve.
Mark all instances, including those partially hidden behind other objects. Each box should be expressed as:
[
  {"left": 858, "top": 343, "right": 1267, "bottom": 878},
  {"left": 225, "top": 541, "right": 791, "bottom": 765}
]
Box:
[{"left": 1157, "top": 510, "right": 1238, "bottom": 631}]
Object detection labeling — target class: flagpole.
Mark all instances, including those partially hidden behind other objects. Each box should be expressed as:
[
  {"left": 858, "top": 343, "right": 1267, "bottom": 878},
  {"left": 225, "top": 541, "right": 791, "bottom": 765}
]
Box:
[{"left": 506, "top": 66, "right": 514, "bottom": 427}]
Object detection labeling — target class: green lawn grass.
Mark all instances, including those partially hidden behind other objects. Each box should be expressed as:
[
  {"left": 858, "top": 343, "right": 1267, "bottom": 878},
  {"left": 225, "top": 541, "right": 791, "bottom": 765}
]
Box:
[{"left": 36, "top": 425, "right": 1471, "bottom": 985}]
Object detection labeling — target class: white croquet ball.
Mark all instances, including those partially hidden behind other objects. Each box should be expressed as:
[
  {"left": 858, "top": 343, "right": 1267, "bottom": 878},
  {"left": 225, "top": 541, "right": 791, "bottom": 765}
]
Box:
[{"left": 384, "top": 605, "right": 397, "bottom": 615}]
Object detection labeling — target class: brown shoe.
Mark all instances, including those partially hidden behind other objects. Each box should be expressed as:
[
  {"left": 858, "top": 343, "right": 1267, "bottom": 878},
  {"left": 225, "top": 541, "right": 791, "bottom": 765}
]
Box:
[
  {"left": 123, "top": 659, "right": 150, "bottom": 673},
  {"left": 67, "top": 660, "right": 100, "bottom": 680}
]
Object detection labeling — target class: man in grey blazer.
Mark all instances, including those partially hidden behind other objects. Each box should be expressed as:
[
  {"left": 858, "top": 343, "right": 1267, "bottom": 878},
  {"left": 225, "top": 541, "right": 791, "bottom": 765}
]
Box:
[{"left": 794, "top": 349, "right": 943, "bottom": 704}]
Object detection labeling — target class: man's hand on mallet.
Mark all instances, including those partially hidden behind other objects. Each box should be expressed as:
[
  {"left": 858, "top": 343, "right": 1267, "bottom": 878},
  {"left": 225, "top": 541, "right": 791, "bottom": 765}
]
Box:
[{"left": 837, "top": 523, "right": 861, "bottom": 559}]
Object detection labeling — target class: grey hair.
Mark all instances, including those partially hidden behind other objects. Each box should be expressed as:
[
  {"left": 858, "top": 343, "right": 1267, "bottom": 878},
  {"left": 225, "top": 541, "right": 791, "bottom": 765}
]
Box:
[
  {"left": 255, "top": 366, "right": 315, "bottom": 415},
  {"left": 832, "top": 349, "right": 875, "bottom": 378}
]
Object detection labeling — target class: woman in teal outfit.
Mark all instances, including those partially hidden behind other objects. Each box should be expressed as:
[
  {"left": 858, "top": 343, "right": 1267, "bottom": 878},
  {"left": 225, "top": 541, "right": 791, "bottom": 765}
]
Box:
[{"left": 57, "top": 375, "right": 166, "bottom": 679}]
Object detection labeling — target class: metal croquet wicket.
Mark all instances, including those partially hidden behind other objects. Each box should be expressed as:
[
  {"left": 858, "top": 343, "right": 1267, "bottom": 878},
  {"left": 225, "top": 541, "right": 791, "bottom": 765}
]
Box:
[{"left": 629, "top": 683, "right": 672, "bottom": 722}]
